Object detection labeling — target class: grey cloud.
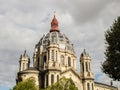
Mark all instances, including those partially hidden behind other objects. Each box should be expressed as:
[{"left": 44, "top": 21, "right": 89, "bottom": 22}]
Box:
[
  {"left": 0, "top": 49, "right": 18, "bottom": 86},
  {"left": 52, "top": 0, "right": 120, "bottom": 24},
  {"left": 49, "top": 0, "right": 110, "bottom": 23},
  {"left": 0, "top": 0, "right": 120, "bottom": 88}
]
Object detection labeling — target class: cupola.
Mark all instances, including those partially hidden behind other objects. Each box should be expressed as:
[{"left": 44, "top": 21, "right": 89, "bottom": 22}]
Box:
[{"left": 50, "top": 14, "right": 59, "bottom": 32}]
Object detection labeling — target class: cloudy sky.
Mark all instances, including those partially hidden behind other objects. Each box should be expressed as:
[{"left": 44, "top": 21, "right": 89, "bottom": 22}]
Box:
[{"left": 0, "top": 0, "right": 120, "bottom": 89}]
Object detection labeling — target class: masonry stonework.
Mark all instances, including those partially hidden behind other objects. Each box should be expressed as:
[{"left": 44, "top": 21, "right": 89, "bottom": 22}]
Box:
[{"left": 16, "top": 15, "right": 118, "bottom": 90}]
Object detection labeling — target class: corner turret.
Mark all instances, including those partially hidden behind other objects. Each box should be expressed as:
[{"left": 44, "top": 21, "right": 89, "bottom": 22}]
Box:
[
  {"left": 19, "top": 50, "right": 30, "bottom": 71},
  {"left": 80, "top": 49, "right": 94, "bottom": 90}
]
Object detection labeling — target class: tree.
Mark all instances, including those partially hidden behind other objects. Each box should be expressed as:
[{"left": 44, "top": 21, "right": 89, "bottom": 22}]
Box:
[
  {"left": 45, "top": 77, "right": 78, "bottom": 90},
  {"left": 102, "top": 16, "right": 120, "bottom": 81},
  {"left": 13, "top": 78, "right": 38, "bottom": 90}
]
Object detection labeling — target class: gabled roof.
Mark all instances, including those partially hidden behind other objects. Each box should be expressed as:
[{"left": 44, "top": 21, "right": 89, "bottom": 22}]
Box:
[{"left": 61, "top": 68, "right": 81, "bottom": 80}]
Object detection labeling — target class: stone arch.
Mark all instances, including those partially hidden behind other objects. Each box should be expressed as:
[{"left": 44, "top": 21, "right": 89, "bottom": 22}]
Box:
[{"left": 87, "top": 83, "right": 90, "bottom": 90}]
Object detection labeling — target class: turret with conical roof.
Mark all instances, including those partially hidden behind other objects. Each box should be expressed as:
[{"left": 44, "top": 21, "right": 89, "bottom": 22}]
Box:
[
  {"left": 19, "top": 50, "right": 30, "bottom": 71},
  {"left": 80, "top": 49, "right": 94, "bottom": 77},
  {"left": 80, "top": 49, "right": 94, "bottom": 90}
]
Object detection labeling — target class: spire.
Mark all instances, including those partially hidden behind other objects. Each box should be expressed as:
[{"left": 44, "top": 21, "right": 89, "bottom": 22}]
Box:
[
  {"left": 81, "top": 49, "right": 89, "bottom": 57},
  {"left": 19, "top": 50, "right": 30, "bottom": 71},
  {"left": 23, "top": 50, "right": 27, "bottom": 57},
  {"left": 81, "top": 49, "right": 86, "bottom": 56},
  {"left": 50, "top": 13, "right": 59, "bottom": 32},
  {"left": 23, "top": 50, "right": 29, "bottom": 58}
]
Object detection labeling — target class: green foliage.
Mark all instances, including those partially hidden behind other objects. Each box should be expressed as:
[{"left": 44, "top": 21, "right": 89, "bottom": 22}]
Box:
[
  {"left": 102, "top": 16, "right": 120, "bottom": 81},
  {"left": 13, "top": 78, "right": 38, "bottom": 90},
  {"left": 44, "top": 77, "right": 78, "bottom": 90}
]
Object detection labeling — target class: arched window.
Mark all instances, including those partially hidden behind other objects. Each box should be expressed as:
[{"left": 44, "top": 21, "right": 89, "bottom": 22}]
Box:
[
  {"left": 23, "top": 63, "right": 25, "bottom": 70},
  {"left": 37, "top": 58, "right": 40, "bottom": 67},
  {"left": 51, "top": 50, "right": 54, "bottom": 61},
  {"left": 44, "top": 55, "right": 46, "bottom": 63},
  {"left": 51, "top": 74, "right": 54, "bottom": 84},
  {"left": 89, "top": 62, "right": 91, "bottom": 71},
  {"left": 86, "top": 62, "right": 88, "bottom": 72},
  {"left": 56, "top": 51, "right": 57, "bottom": 61},
  {"left": 46, "top": 75, "right": 48, "bottom": 87},
  {"left": 57, "top": 75, "right": 59, "bottom": 81},
  {"left": 26, "top": 63, "right": 28, "bottom": 68},
  {"left": 82, "top": 62, "right": 84, "bottom": 72},
  {"left": 52, "top": 36, "right": 55, "bottom": 42},
  {"left": 87, "top": 83, "right": 90, "bottom": 90},
  {"left": 48, "top": 50, "right": 49, "bottom": 60},
  {"left": 92, "top": 83, "right": 94, "bottom": 90},
  {"left": 68, "top": 57, "right": 71, "bottom": 66},
  {"left": 61, "top": 55, "right": 64, "bottom": 65},
  {"left": 73, "top": 59, "right": 74, "bottom": 67}
]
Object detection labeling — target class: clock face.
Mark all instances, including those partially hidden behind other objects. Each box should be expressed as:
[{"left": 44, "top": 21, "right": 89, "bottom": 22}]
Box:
[{"left": 59, "top": 44, "right": 65, "bottom": 49}]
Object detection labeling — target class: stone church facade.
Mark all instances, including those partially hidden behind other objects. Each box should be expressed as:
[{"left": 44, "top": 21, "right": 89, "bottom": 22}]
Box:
[{"left": 16, "top": 15, "right": 118, "bottom": 90}]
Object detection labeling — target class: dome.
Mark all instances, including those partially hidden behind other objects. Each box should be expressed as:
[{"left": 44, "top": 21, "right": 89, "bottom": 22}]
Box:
[
  {"left": 35, "top": 15, "right": 75, "bottom": 53},
  {"left": 37, "top": 31, "right": 75, "bottom": 53}
]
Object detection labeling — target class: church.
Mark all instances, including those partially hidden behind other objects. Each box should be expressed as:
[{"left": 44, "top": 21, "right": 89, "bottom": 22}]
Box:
[{"left": 16, "top": 15, "right": 118, "bottom": 90}]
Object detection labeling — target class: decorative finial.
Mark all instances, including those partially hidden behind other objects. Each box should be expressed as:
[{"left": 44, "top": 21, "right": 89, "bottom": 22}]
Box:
[
  {"left": 20, "top": 54, "right": 22, "bottom": 59},
  {"left": 24, "top": 50, "right": 26, "bottom": 54},
  {"left": 53, "top": 11, "right": 56, "bottom": 16},
  {"left": 23, "top": 50, "right": 28, "bottom": 57},
  {"left": 81, "top": 49, "right": 89, "bottom": 57},
  {"left": 50, "top": 12, "right": 59, "bottom": 32},
  {"left": 83, "top": 49, "right": 86, "bottom": 54},
  {"left": 24, "top": 50, "right": 26, "bottom": 53}
]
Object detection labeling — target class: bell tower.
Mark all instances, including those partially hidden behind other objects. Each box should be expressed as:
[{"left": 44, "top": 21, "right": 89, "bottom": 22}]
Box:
[
  {"left": 19, "top": 50, "right": 30, "bottom": 71},
  {"left": 80, "top": 49, "right": 94, "bottom": 90}
]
